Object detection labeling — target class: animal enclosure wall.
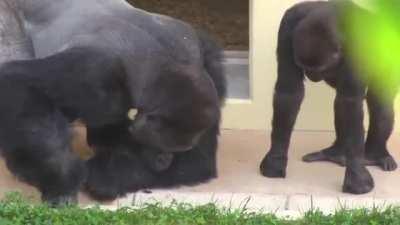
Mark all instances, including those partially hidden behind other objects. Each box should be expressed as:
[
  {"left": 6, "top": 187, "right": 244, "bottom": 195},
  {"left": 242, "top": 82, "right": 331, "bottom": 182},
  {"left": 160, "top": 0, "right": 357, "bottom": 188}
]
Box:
[
  {"left": 128, "top": 0, "right": 400, "bottom": 132},
  {"left": 128, "top": 0, "right": 249, "bottom": 50}
]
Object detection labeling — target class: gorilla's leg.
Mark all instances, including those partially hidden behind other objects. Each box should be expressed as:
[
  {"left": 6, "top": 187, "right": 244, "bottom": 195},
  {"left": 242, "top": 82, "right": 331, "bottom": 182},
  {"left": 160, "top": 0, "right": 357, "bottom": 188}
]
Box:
[
  {"left": 84, "top": 121, "right": 157, "bottom": 201},
  {"left": 2, "top": 109, "right": 85, "bottom": 206},
  {"left": 364, "top": 90, "right": 397, "bottom": 171},
  {"left": 302, "top": 94, "right": 347, "bottom": 167},
  {"left": 339, "top": 95, "right": 374, "bottom": 194},
  {"left": 153, "top": 124, "right": 219, "bottom": 188}
]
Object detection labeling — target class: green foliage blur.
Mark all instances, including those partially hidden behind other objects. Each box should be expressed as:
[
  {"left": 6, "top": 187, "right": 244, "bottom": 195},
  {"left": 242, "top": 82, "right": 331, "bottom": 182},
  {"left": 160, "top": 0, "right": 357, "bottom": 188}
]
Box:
[{"left": 342, "top": 0, "right": 400, "bottom": 101}]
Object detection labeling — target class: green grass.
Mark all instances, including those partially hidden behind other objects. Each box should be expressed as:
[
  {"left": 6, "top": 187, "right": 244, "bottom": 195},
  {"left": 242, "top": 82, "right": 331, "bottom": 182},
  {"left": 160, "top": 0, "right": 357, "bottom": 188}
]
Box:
[{"left": 0, "top": 193, "right": 400, "bottom": 225}]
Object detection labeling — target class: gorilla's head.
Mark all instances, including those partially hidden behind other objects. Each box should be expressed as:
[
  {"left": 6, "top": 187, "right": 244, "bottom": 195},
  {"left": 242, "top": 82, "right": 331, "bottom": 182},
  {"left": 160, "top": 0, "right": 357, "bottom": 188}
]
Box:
[
  {"left": 292, "top": 8, "right": 343, "bottom": 82},
  {"left": 129, "top": 65, "right": 220, "bottom": 153}
]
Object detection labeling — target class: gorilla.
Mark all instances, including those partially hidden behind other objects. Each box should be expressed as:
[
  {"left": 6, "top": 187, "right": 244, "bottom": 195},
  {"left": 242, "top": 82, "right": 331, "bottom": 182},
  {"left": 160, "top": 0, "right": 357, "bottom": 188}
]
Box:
[
  {"left": 260, "top": 0, "right": 397, "bottom": 194},
  {"left": 0, "top": 0, "right": 226, "bottom": 205},
  {"left": 0, "top": 0, "right": 32, "bottom": 62}
]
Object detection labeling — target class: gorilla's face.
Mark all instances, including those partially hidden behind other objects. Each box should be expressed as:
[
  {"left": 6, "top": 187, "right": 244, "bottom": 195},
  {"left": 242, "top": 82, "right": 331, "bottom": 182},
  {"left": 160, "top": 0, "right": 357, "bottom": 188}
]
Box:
[{"left": 129, "top": 67, "right": 220, "bottom": 153}]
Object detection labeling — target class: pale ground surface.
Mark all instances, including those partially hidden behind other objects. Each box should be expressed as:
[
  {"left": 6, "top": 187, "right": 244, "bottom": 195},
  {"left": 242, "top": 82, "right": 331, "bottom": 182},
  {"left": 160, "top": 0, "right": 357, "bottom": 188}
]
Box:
[{"left": 1, "top": 127, "right": 400, "bottom": 216}]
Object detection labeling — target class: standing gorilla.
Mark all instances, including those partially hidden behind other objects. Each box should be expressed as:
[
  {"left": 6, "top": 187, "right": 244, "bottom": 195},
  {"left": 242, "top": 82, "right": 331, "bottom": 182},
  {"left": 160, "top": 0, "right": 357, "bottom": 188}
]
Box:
[
  {"left": 260, "top": 0, "right": 397, "bottom": 194},
  {"left": 0, "top": 0, "right": 226, "bottom": 204}
]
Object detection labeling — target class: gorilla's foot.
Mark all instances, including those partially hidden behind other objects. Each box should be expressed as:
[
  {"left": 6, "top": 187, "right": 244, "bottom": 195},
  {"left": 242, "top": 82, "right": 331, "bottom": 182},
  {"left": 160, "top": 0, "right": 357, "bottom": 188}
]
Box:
[
  {"left": 365, "top": 151, "right": 397, "bottom": 171},
  {"left": 302, "top": 145, "right": 346, "bottom": 167},
  {"left": 260, "top": 153, "right": 287, "bottom": 178},
  {"left": 42, "top": 193, "right": 78, "bottom": 207},
  {"left": 342, "top": 162, "right": 374, "bottom": 194}
]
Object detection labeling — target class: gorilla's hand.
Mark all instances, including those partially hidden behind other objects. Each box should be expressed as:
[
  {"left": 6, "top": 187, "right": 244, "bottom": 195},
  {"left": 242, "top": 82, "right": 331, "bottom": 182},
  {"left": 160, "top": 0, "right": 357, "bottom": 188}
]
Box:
[{"left": 141, "top": 148, "right": 174, "bottom": 172}]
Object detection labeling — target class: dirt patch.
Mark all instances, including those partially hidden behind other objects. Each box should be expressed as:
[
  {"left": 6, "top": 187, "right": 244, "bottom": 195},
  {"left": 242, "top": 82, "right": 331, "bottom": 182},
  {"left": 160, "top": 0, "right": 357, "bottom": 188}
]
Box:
[{"left": 128, "top": 0, "right": 249, "bottom": 50}]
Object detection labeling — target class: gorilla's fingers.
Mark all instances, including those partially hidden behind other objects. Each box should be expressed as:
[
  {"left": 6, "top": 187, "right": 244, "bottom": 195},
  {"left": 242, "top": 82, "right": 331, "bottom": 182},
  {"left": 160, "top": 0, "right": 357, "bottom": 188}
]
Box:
[
  {"left": 42, "top": 194, "right": 78, "bottom": 207},
  {"left": 364, "top": 155, "right": 398, "bottom": 171},
  {"left": 141, "top": 149, "right": 174, "bottom": 172}
]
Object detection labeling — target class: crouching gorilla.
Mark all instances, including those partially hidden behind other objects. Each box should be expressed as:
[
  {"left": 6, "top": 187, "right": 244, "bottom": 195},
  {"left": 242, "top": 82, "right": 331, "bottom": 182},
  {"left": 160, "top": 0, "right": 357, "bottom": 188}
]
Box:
[
  {"left": 260, "top": 0, "right": 398, "bottom": 194},
  {"left": 0, "top": 0, "right": 226, "bottom": 205}
]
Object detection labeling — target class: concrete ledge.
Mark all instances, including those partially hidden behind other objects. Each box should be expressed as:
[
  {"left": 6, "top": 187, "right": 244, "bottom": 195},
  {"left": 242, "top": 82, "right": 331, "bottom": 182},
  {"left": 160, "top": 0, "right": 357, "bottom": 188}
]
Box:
[
  {"left": 81, "top": 190, "right": 400, "bottom": 219},
  {"left": 1, "top": 129, "right": 400, "bottom": 219}
]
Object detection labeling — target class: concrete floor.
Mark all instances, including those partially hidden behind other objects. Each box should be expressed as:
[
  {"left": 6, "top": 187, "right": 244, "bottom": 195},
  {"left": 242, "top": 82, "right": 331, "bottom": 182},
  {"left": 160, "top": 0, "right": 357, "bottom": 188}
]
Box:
[{"left": 1, "top": 128, "right": 400, "bottom": 214}]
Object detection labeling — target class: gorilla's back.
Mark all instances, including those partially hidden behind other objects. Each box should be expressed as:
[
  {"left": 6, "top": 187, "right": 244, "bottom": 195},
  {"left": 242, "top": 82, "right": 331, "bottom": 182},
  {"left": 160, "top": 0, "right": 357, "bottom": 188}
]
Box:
[{"left": 27, "top": 0, "right": 202, "bottom": 65}]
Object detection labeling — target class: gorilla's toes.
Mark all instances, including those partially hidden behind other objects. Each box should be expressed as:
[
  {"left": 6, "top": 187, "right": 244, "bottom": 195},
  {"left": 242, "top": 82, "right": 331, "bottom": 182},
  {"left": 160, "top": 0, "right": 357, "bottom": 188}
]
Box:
[
  {"left": 342, "top": 164, "right": 374, "bottom": 194},
  {"left": 302, "top": 146, "right": 346, "bottom": 167},
  {"left": 42, "top": 193, "right": 78, "bottom": 207},
  {"left": 260, "top": 154, "right": 287, "bottom": 178}
]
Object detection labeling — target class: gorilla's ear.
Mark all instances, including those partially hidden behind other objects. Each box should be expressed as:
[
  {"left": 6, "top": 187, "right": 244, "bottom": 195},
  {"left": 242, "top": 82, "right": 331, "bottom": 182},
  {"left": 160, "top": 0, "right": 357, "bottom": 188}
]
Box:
[{"left": 127, "top": 108, "right": 138, "bottom": 121}]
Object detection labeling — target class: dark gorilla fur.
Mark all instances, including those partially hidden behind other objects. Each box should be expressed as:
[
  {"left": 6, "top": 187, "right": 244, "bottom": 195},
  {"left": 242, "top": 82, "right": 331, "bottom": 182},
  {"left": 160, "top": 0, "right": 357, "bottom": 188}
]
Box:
[
  {"left": 0, "top": 7, "right": 226, "bottom": 204},
  {"left": 260, "top": 0, "right": 398, "bottom": 195},
  {"left": 84, "top": 30, "right": 226, "bottom": 201}
]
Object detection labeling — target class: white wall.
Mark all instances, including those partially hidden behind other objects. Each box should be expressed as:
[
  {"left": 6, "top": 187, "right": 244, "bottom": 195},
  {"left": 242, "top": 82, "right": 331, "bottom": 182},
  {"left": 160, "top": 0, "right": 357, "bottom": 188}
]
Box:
[{"left": 244, "top": 0, "right": 400, "bottom": 132}]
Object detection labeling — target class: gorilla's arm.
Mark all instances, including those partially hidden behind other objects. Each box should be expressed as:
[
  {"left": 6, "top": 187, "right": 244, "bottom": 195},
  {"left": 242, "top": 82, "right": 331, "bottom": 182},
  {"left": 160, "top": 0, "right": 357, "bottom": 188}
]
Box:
[
  {"left": 197, "top": 30, "right": 226, "bottom": 101},
  {"left": 259, "top": 5, "right": 307, "bottom": 178},
  {"left": 335, "top": 64, "right": 374, "bottom": 194}
]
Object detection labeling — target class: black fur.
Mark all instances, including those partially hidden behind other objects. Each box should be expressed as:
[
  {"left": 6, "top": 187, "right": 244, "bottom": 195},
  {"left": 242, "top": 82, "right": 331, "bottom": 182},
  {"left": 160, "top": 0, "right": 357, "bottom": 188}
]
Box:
[
  {"left": 197, "top": 30, "right": 227, "bottom": 101},
  {"left": 260, "top": 0, "right": 397, "bottom": 195},
  {"left": 85, "top": 31, "right": 226, "bottom": 200},
  {"left": 0, "top": 22, "right": 225, "bottom": 203}
]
